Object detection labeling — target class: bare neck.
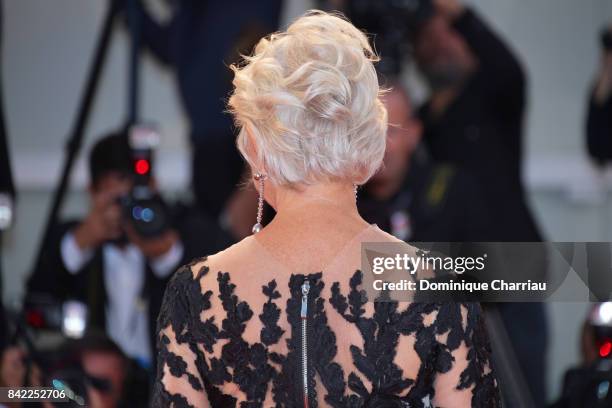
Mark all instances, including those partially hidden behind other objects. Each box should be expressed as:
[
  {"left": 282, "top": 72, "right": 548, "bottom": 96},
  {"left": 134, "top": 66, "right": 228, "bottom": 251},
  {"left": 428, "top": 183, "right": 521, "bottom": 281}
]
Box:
[
  {"left": 273, "top": 182, "right": 364, "bottom": 226},
  {"left": 257, "top": 182, "right": 370, "bottom": 250},
  {"left": 253, "top": 182, "right": 373, "bottom": 273}
]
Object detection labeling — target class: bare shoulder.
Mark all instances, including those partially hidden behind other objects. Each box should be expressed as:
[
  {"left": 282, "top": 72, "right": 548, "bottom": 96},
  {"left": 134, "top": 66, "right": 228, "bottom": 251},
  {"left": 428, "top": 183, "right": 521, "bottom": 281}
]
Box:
[
  {"left": 185, "top": 235, "right": 259, "bottom": 282},
  {"left": 363, "top": 226, "right": 405, "bottom": 243},
  {"left": 360, "top": 226, "right": 434, "bottom": 279},
  {"left": 362, "top": 225, "right": 421, "bottom": 252}
]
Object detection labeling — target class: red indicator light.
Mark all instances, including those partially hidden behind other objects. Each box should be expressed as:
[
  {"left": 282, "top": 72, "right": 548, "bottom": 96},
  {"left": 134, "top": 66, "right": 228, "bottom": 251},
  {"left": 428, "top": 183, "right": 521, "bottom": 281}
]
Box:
[
  {"left": 600, "top": 340, "right": 612, "bottom": 358},
  {"left": 135, "top": 159, "right": 150, "bottom": 175},
  {"left": 26, "top": 310, "right": 44, "bottom": 328}
]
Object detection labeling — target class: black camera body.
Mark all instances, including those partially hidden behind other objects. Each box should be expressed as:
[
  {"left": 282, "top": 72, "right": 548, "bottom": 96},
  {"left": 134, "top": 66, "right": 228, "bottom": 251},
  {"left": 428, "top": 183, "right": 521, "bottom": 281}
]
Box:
[
  {"left": 118, "top": 189, "right": 169, "bottom": 238},
  {"left": 119, "top": 125, "right": 170, "bottom": 238},
  {"left": 346, "top": 0, "right": 434, "bottom": 75}
]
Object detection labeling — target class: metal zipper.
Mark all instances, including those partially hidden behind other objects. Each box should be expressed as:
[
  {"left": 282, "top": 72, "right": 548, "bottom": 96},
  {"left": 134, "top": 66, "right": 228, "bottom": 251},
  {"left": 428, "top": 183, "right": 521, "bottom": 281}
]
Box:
[{"left": 300, "top": 279, "right": 310, "bottom": 408}]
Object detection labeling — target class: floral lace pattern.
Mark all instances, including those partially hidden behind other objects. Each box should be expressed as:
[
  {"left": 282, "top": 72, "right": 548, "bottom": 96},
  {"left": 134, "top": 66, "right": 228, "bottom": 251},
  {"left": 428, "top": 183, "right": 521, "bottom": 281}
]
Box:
[{"left": 153, "top": 257, "right": 500, "bottom": 407}]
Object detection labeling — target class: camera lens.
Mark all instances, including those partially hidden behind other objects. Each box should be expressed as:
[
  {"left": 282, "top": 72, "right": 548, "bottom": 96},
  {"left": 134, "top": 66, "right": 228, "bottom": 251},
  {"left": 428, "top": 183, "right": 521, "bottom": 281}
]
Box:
[{"left": 125, "top": 195, "right": 168, "bottom": 237}]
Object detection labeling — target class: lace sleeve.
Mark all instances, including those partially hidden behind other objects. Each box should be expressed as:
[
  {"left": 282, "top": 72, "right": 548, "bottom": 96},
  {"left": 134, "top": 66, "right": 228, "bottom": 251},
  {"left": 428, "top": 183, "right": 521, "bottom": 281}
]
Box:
[
  {"left": 432, "top": 303, "right": 500, "bottom": 408},
  {"left": 153, "top": 265, "right": 210, "bottom": 408}
]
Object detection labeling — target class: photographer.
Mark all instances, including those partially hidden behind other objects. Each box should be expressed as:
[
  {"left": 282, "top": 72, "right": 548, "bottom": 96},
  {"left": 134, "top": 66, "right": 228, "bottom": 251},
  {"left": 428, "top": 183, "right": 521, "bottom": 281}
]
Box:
[
  {"left": 2, "top": 332, "right": 141, "bottom": 408},
  {"left": 415, "top": 0, "right": 541, "bottom": 242},
  {"left": 60, "top": 333, "right": 128, "bottom": 408},
  {"left": 26, "top": 132, "right": 231, "bottom": 371},
  {"left": 586, "top": 24, "right": 612, "bottom": 163},
  {"left": 551, "top": 303, "right": 612, "bottom": 408},
  {"left": 127, "top": 0, "right": 282, "bottom": 231},
  {"left": 359, "top": 83, "right": 492, "bottom": 242},
  {"left": 413, "top": 0, "right": 547, "bottom": 405}
]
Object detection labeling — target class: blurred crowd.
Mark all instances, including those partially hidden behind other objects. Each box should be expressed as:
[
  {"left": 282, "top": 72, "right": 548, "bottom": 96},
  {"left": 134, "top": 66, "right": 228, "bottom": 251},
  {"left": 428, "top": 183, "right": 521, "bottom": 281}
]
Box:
[{"left": 0, "top": 0, "right": 611, "bottom": 407}]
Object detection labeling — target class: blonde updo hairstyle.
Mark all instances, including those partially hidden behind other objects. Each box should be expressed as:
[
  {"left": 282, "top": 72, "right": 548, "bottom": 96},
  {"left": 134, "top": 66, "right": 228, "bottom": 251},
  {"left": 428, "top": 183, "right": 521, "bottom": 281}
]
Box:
[{"left": 228, "top": 10, "right": 387, "bottom": 187}]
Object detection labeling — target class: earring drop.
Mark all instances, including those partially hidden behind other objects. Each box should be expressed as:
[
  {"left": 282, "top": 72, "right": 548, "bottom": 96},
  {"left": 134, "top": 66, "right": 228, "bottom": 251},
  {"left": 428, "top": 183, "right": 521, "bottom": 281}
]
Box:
[
  {"left": 354, "top": 184, "right": 358, "bottom": 200},
  {"left": 252, "top": 172, "right": 267, "bottom": 234}
]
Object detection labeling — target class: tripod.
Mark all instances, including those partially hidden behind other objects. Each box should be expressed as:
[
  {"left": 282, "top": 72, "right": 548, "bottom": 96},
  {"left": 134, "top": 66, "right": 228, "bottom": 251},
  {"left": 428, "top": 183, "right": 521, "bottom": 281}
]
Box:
[{"left": 30, "top": 0, "right": 143, "bottom": 277}]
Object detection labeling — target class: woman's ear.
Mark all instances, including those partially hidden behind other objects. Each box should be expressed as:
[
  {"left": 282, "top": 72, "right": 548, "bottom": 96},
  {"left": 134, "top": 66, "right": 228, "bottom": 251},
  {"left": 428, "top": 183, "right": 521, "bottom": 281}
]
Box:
[{"left": 244, "top": 125, "right": 266, "bottom": 175}]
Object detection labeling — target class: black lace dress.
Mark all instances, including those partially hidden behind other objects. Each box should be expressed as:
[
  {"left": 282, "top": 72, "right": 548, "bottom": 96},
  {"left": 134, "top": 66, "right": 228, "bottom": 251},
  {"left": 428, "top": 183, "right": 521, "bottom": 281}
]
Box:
[{"left": 152, "top": 244, "right": 499, "bottom": 408}]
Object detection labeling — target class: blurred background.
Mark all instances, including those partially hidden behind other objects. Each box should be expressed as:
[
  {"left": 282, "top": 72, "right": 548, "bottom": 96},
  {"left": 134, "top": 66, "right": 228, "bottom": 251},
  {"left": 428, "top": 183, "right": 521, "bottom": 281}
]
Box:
[{"left": 1, "top": 0, "right": 612, "bottom": 406}]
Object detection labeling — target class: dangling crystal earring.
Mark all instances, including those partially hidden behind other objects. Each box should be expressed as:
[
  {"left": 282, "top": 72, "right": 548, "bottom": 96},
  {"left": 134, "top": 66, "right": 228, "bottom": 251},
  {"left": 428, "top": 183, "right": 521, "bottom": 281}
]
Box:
[
  {"left": 252, "top": 172, "right": 267, "bottom": 234},
  {"left": 354, "top": 184, "right": 358, "bottom": 200}
]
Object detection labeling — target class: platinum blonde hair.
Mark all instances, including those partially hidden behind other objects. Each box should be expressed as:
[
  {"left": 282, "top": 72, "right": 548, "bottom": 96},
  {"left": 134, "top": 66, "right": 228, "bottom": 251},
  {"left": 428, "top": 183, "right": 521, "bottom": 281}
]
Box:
[{"left": 228, "top": 10, "right": 387, "bottom": 186}]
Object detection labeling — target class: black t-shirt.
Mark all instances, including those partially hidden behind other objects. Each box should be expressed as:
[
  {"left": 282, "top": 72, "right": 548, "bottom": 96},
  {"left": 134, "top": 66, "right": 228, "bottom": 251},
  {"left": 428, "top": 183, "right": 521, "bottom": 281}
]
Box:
[{"left": 359, "top": 158, "right": 492, "bottom": 242}]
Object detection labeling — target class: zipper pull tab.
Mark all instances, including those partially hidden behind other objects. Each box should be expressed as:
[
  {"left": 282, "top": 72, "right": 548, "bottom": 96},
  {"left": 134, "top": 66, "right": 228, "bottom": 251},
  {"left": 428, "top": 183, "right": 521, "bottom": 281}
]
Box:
[{"left": 300, "top": 279, "right": 310, "bottom": 318}]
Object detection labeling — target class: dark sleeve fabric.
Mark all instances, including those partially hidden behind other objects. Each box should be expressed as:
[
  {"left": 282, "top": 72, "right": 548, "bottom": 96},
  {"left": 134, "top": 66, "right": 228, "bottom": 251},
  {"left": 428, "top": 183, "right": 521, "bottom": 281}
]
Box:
[
  {"left": 25, "top": 221, "right": 89, "bottom": 301},
  {"left": 453, "top": 8, "right": 526, "bottom": 117},
  {"left": 454, "top": 170, "right": 493, "bottom": 242},
  {"left": 586, "top": 92, "right": 612, "bottom": 162},
  {"left": 410, "top": 164, "right": 493, "bottom": 242}
]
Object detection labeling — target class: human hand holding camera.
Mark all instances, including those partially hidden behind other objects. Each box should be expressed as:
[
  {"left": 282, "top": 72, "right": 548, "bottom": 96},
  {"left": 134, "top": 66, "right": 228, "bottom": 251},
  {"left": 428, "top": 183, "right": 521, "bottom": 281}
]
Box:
[
  {"left": 74, "top": 182, "right": 180, "bottom": 260},
  {"left": 125, "top": 224, "right": 179, "bottom": 260},
  {"left": 73, "top": 188, "right": 125, "bottom": 251}
]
